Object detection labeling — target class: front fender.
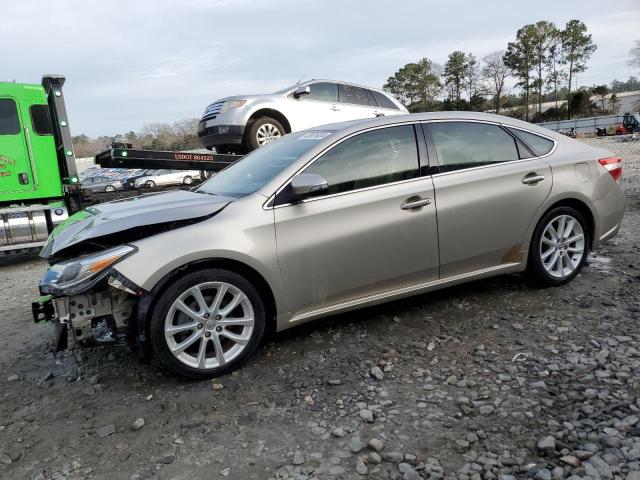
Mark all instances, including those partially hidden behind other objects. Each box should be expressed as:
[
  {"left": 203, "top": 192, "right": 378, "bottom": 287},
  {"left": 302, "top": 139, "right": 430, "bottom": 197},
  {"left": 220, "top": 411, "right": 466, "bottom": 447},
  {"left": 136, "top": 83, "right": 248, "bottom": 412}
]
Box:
[{"left": 112, "top": 196, "right": 291, "bottom": 322}]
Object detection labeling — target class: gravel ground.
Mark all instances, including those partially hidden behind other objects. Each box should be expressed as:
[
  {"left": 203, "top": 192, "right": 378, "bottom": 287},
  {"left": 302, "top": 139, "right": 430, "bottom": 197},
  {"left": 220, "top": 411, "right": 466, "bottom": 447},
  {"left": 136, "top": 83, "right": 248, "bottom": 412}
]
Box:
[{"left": 0, "top": 137, "right": 638, "bottom": 480}]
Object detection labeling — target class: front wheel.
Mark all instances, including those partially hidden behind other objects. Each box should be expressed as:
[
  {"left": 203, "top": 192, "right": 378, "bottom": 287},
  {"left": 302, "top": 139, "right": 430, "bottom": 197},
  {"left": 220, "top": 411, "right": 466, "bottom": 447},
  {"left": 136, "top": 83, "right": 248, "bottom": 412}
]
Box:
[
  {"left": 145, "top": 180, "right": 156, "bottom": 188},
  {"left": 526, "top": 206, "right": 590, "bottom": 286},
  {"left": 148, "top": 269, "right": 265, "bottom": 379},
  {"left": 245, "top": 117, "right": 285, "bottom": 151},
  {"left": 183, "top": 175, "right": 193, "bottom": 185},
  {"left": 105, "top": 184, "right": 116, "bottom": 193}
]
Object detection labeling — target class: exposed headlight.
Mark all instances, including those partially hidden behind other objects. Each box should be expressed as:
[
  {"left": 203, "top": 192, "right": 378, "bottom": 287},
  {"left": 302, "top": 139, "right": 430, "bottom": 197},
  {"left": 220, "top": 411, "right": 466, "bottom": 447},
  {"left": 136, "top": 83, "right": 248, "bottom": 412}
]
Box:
[
  {"left": 220, "top": 100, "right": 246, "bottom": 113},
  {"left": 40, "top": 245, "right": 136, "bottom": 295}
]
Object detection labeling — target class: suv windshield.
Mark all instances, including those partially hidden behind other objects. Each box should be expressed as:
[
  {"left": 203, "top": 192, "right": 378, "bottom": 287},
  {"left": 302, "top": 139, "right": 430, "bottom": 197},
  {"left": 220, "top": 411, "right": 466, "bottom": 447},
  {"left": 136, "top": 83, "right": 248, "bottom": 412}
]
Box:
[{"left": 197, "top": 132, "right": 332, "bottom": 197}]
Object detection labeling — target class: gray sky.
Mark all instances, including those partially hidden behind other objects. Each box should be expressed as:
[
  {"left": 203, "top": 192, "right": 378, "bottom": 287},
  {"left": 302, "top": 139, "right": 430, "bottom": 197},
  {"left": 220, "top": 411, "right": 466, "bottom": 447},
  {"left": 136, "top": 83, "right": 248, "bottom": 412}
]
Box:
[{"left": 2, "top": 0, "right": 639, "bottom": 137}]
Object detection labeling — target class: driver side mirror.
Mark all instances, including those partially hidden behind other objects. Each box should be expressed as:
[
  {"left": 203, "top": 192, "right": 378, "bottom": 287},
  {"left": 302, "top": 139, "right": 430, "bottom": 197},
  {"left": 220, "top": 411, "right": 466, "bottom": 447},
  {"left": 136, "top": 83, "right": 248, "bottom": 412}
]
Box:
[
  {"left": 290, "top": 173, "right": 328, "bottom": 199},
  {"left": 293, "top": 85, "right": 311, "bottom": 99}
]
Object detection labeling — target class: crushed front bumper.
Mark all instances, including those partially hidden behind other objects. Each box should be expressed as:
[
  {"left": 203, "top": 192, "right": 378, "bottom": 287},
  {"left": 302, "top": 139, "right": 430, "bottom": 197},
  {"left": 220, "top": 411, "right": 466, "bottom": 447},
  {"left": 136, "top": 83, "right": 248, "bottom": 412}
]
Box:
[
  {"left": 32, "top": 295, "right": 69, "bottom": 351},
  {"left": 32, "top": 288, "right": 137, "bottom": 350}
]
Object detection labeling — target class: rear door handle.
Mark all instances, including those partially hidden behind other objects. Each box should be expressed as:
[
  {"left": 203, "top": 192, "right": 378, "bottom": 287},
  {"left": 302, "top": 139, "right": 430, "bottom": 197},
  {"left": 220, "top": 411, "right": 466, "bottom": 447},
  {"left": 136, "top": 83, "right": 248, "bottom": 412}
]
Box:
[
  {"left": 330, "top": 105, "right": 340, "bottom": 111},
  {"left": 401, "top": 197, "right": 432, "bottom": 210},
  {"left": 373, "top": 111, "right": 385, "bottom": 117},
  {"left": 522, "top": 173, "right": 545, "bottom": 185}
]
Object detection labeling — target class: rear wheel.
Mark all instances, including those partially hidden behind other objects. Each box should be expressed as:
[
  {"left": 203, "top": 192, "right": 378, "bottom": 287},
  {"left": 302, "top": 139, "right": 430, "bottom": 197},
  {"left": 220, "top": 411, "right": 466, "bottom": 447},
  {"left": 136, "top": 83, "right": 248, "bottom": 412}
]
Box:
[
  {"left": 245, "top": 117, "right": 285, "bottom": 151},
  {"left": 527, "top": 206, "right": 590, "bottom": 286},
  {"left": 105, "top": 185, "right": 116, "bottom": 193},
  {"left": 149, "top": 269, "right": 265, "bottom": 379},
  {"left": 183, "top": 175, "right": 193, "bottom": 185},
  {"left": 145, "top": 180, "right": 156, "bottom": 188}
]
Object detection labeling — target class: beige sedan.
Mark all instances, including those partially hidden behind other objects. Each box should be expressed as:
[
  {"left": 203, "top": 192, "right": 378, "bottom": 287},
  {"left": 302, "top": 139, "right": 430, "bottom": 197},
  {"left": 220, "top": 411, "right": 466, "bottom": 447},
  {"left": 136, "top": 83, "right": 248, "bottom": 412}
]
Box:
[{"left": 37, "top": 112, "right": 625, "bottom": 379}]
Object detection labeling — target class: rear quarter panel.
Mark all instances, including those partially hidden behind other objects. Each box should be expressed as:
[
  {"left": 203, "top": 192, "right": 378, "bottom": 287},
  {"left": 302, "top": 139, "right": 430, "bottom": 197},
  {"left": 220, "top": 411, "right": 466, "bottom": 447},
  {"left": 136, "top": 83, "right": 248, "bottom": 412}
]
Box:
[{"left": 521, "top": 136, "right": 625, "bottom": 253}]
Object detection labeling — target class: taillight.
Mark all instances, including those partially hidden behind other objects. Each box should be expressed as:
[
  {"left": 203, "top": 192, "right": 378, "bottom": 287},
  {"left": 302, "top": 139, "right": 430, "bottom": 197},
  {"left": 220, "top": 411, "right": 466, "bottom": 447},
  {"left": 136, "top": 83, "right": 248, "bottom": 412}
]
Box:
[{"left": 598, "top": 157, "right": 622, "bottom": 181}]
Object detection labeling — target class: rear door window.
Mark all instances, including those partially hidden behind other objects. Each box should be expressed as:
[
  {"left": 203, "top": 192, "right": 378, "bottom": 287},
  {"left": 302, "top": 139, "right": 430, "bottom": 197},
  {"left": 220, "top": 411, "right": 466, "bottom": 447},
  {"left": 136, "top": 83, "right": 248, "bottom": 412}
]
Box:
[
  {"left": 303, "top": 83, "right": 338, "bottom": 102},
  {"left": 339, "top": 84, "right": 374, "bottom": 106},
  {"left": 0, "top": 99, "right": 20, "bottom": 135},
  {"left": 426, "top": 122, "right": 520, "bottom": 173},
  {"left": 507, "top": 128, "right": 555, "bottom": 156}
]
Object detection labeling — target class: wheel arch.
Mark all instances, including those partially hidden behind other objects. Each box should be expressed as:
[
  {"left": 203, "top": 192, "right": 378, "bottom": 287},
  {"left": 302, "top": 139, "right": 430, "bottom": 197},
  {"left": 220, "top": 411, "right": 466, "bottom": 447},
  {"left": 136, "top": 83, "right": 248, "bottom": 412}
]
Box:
[
  {"left": 247, "top": 108, "right": 291, "bottom": 133},
  {"left": 137, "top": 257, "right": 278, "bottom": 351},
  {"left": 530, "top": 197, "right": 596, "bottom": 251}
]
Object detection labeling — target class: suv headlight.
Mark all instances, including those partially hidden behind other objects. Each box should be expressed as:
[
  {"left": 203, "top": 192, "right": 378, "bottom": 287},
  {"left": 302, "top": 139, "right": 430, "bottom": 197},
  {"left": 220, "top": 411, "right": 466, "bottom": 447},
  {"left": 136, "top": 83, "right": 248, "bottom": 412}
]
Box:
[
  {"left": 40, "top": 245, "right": 137, "bottom": 295},
  {"left": 220, "top": 100, "right": 246, "bottom": 113}
]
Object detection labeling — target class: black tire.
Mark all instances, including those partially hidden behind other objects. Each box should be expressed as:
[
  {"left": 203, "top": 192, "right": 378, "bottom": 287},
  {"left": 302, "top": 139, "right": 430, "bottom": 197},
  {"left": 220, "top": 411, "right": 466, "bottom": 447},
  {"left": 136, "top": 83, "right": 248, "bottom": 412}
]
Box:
[
  {"left": 526, "top": 206, "right": 590, "bottom": 287},
  {"left": 148, "top": 268, "right": 266, "bottom": 380},
  {"left": 105, "top": 185, "right": 116, "bottom": 193},
  {"left": 244, "top": 117, "right": 285, "bottom": 151},
  {"left": 145, "top": 180, "right": 156, "bottom": 188},
  {"left": 183, "top": 175, "right": 193, "bottom": 185}
]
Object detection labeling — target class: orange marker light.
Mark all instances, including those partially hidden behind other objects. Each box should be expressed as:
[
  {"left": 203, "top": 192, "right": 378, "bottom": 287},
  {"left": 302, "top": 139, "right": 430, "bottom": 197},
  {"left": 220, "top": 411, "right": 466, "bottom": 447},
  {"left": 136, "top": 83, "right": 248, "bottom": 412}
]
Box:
[{"left": 87, "top": 255, "right": 120, "bottom": 273}]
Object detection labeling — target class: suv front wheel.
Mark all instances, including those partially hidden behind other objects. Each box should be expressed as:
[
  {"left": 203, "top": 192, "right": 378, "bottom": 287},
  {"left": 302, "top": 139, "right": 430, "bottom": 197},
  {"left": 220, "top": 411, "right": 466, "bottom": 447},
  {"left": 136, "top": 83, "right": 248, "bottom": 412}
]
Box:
[{"left": 245, "top": 117, "right": 285, "bottom": 151}]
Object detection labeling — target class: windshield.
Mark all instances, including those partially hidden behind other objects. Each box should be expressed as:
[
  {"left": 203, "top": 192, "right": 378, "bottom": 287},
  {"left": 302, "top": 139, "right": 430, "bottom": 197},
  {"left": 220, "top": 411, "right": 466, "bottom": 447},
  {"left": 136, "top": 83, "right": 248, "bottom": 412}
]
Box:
[{"left": 196, "top": 132, "right": 332, "bottom": 197}]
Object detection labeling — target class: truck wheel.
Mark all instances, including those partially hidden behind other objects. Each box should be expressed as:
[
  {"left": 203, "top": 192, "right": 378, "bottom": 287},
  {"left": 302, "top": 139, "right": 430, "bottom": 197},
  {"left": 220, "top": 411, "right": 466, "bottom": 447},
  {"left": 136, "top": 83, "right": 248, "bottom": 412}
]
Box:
[
  {"left": 148, "top": 268, "right": 266, "bottom": 379},
  {"left": 245, "top": 117, "right": 285, "bottom": 151},
  {"left": 105, "top": 185, "right": 116, "bottom": 193},
  {"left": 183, "top": 175, "right": 193, "bottom": 185},
  {"left": 145, "top": 180, "right": 156, "bottom": 188}
]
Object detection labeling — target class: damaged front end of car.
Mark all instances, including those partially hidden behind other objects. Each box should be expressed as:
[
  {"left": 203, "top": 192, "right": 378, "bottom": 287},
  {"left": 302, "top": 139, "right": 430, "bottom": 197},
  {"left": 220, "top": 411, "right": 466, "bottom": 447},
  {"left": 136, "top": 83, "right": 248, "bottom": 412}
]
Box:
[
  {"left": 32, "top": 244, "right": 143, "bottom": 350},
  {"left": 31, "top": 189, "right": 234, "bottom": 352}
]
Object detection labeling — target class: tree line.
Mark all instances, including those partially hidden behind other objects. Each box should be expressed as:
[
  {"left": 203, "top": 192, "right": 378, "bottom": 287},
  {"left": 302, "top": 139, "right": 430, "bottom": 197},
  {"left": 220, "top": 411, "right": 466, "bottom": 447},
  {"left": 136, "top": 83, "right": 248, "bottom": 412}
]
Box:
[
  {"left": 384, "top": 19, "right": 639, "bottom": 122},
  {"left": 72, "top": 118, "right": 201, "bottom": 158}
]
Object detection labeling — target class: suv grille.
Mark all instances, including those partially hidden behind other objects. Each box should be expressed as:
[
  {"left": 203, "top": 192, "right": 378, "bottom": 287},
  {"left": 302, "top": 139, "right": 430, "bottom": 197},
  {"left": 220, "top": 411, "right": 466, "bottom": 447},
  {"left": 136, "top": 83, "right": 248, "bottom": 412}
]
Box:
[{"left": 202, "top": 101, "right": 225, "bottom": 121}]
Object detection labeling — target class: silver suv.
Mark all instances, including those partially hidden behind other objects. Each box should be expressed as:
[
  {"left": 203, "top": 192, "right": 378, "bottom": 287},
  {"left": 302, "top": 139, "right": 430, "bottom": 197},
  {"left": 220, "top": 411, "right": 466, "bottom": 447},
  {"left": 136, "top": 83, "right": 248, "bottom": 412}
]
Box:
[{"left": 197, "top": 80, "right": 408, "bottom": 153}]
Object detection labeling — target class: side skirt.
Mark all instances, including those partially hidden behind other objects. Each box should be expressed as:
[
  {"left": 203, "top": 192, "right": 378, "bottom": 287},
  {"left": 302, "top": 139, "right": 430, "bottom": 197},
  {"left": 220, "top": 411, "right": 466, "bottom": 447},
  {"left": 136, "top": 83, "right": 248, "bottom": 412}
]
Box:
[{"left": 286, "top": 262, "right": 523, "bottom": 327}]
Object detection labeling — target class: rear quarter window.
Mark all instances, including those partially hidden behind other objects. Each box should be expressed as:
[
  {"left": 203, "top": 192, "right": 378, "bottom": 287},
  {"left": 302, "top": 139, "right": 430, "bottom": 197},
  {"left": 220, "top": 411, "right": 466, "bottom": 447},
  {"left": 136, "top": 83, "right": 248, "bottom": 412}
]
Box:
[
  {"left": 372, "top": 91, "right": 399, "bottom": 110},
  {"left": 508, "top": 128, "right": 555, "bottom": 156},
  {"left": 0, "top": 98, "right": 20, "bottom": 135}
]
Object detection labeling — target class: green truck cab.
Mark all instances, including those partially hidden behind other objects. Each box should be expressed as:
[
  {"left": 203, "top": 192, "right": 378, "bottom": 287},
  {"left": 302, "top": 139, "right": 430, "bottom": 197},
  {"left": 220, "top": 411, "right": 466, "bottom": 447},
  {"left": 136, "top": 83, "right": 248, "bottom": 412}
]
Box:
[{"left": 0, "top": 75, "right": 81, "bottom": 254}]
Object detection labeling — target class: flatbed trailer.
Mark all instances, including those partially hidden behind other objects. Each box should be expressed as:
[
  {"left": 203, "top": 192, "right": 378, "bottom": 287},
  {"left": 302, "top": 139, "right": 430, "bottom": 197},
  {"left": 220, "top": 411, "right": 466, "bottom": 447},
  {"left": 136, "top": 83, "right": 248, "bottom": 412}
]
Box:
[{"left": 94, "top": 147, "right": 242, "bottom": 171}]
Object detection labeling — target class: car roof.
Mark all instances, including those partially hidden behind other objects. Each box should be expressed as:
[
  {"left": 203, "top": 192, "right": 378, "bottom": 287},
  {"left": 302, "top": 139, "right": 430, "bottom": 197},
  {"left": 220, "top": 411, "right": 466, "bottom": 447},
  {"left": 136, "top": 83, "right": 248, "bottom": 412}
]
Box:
[
  {"left": 296, "top": 79, "right": 391, "bottom": 95},
  {"left": 305, "top": 111, "right": 565, "bottom": 141}
]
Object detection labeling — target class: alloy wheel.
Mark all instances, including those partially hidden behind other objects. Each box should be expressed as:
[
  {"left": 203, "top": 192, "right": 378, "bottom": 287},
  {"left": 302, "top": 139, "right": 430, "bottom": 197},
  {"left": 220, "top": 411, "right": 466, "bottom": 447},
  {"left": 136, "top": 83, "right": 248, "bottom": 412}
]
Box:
[
  {"left": 164, "top": 282, "right": 255, "bottom": 370},
  {"left": 539, "top": 214, "right": 585, "bottom": 279},
  {"left": 256, "top": 123, "right": 281, "bottom": 146}
]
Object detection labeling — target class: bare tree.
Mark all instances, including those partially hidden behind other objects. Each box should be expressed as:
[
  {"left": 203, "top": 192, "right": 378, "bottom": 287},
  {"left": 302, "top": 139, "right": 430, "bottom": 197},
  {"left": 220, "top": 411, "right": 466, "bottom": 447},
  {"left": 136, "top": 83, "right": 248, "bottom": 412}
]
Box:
[
  {"left": 630, "top": 39, "right": 640, "bottom": 71},
  {"left": 482, "top": 51, "right": 510, "bottom": 114}
]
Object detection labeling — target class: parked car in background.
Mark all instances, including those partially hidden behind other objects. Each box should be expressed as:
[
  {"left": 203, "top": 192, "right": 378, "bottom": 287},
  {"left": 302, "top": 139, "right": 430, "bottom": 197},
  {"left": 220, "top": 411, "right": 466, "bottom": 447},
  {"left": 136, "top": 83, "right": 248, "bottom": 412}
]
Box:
[
  {"left": 121, "top": 169, "right": 152, "bottom": 190},
  {"left": 81, "top": 174, "right": 123, "bottom": 193},
  {"left": 198, "top": 79, "right": 408, "bottom": 153},
  {"left": 133, "top": 169, "right": 202, "bottom": 188}
]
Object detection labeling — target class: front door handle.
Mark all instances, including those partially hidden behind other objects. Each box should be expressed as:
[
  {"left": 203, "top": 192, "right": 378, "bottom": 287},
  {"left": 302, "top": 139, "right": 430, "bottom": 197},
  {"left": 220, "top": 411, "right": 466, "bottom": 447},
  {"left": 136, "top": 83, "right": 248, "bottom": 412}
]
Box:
[
  {"left": 330, "top": 105, "right": 340, "bottom": 111},
  {"left": 401, "top": 197, "right": 432, "bottom": 210},
  {"left": 373, "top": 111, "right": 385, "bottom": 117},
  {"left": 522, "top": 173, "right": 545, "bottom": 185}
]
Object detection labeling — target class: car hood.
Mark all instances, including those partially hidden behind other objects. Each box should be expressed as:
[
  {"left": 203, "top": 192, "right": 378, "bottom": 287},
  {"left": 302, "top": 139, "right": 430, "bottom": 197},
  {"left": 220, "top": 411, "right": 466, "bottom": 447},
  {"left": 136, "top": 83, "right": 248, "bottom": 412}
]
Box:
[
  {"left": 214, "top": 93, "right": 282, "bottom": 103},
  {"left": 41, "top": 190, "right": 233, "bottom": 258}
]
